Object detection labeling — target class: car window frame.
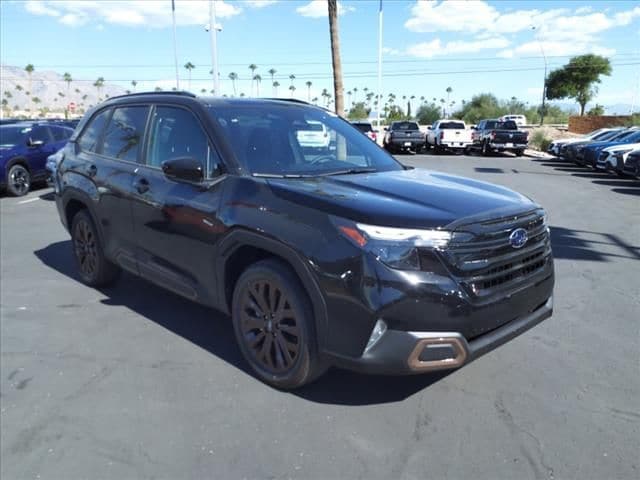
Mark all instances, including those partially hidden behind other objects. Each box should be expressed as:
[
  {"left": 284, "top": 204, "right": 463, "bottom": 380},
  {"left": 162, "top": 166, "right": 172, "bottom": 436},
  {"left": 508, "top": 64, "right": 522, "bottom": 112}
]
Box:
[
  {"left": 98, "top": 104, "right": 151, "bottom": 165},
  {"left": 140, "top": 103, "right": 225, "bottom": 180},
  {"left": 76, "top": 107, "right": 114, "bottom": 156}
]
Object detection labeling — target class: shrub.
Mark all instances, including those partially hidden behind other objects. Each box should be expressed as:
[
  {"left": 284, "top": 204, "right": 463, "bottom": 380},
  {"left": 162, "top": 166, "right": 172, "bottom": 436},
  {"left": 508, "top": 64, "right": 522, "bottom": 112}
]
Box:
[{"left": 530, "top": 130, "right": 551, "bottom": 151}]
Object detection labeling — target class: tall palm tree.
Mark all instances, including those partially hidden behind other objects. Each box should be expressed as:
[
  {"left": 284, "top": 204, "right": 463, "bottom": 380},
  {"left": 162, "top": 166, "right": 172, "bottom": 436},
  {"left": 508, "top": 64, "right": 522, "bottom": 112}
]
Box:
[
  {"left": 328, "top": 0, "right": 344, "bottom": 116},
  {"left": 273, "top": 81, "right": 280, "bottom": 96},
  {"left": 184, "top": 62, "right": 195, "bottom": 90},
  {"left": 253, "top": 74, "right": 262, "bottom": 96},
  {"left": 312, "top": 97, "right": 318, "bottom": 105},
  {"left": 289, "top": 84, "right": 296, "bottom": 98},
  {"left": 445, "top": 86, "right": 452, "bottom": 117},
  {"left": 93, "top": 77, "right": 105, "bottom": 101},
  {"left": 15, "top": 84, "right": 23, "bottom": 92},
  {"left": 131, "top": 80, "right": 137, "bottom": 92},
  {"left": 346, "top": 90, "right": 352, "bottom": 108},
  {"left": 25, "top": 64, "right": 34, "bottom": 110},
  {"left": 155, "top": 86, "right": 162, "bottom": 92},
  {"left": 305, "top": 81, "right": 312, "bottom": 101},
  {"left": 353, "top": 87, "right": 358, "bottom": 103},
  {"left": 321, "top": 88, "right": 328, "bottom": 105},
  {"left": 201, "top": 88, "right": 207, "bottom": 94},
  {"left": 63, "top": 72, "right": 72, "bottom": 98},
  {"left": 268, "top": 68, "right": 277, "bottom": 92},
  {"left": 289, "top": 74, "right": 295, "bottom": 86},
  {"left": 248, "top": 64, "right": 258, "bottom": 95},
  {"left": 228, "top": 72, "right": 238, "bottom": 96}
]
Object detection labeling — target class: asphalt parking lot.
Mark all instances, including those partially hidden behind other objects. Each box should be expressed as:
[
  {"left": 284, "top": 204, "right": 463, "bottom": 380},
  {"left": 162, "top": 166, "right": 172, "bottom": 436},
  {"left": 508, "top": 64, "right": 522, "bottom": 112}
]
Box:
[{"left": 1, "top": 152, "right": 639, "bottom": 480}]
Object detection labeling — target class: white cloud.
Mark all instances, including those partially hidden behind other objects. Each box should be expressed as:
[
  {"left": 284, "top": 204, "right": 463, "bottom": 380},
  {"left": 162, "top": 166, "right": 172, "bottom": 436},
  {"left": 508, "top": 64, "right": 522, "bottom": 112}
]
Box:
[
  {"left": 406, "top": 37, "right": 510, "bottom": 58},
  {"left": 382, "top": 47, "right": 400, "bottom": 55},
  {"left": 575, "top": 6, "right": 593, "bottom": 15},
  {"left": 23, "top": 0, "right": 241, "bottom": 28},
  {"left": 244, "top": 0, "right": 278, "bottom": 7},
  {"left": 296, "top": 0, "right": 354, "bottom": 19},
  {"left": 510, "top": 40, "right": 616, "bottom": 58}
]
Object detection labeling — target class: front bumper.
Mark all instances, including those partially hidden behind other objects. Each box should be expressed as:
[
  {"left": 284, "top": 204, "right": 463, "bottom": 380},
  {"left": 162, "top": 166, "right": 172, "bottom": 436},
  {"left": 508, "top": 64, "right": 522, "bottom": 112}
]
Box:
[{"left": 333, "top": 296, "right": 553, "bottom": 375}]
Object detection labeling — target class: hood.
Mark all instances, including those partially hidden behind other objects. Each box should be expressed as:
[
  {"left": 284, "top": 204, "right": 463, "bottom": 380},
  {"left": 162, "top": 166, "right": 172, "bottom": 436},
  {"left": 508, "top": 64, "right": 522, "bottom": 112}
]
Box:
[{"left": 267, "top": 169, "right": 537, "bottom": 229}]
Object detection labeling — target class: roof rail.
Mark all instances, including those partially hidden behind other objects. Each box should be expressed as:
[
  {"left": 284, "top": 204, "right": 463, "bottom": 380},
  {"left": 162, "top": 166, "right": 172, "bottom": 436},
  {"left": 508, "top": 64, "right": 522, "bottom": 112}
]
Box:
[
  {"left": 263, "top": 98, "right": 311, "bottom": 105},
  {"left": 106, "top": 91, "right": 197, "bottom": 101}
]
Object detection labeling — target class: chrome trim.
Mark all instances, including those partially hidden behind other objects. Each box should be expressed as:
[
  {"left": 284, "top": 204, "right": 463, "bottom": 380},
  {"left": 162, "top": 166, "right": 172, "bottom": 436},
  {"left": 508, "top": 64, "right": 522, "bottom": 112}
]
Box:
[{"left": 407, "top": 332, "right": 469, "bottom": 371}]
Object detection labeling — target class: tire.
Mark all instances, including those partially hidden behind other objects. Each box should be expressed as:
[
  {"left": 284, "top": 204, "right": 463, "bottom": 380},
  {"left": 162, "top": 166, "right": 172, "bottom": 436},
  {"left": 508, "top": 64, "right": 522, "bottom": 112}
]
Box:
[
  {"left": 231, "top": 259, "right": 326, "bottom": 389},
  {"left": 515, "top": 149, "right": 524, "bottom": 157},
  {"left": 7, "top": 164, "right": 31, "bottom": 197},
  {"left": 71, "top": 209, "right": 120, "bottom": 287},
  {"left": 481, "top": 141, "right": 490, "bottom": 157}
]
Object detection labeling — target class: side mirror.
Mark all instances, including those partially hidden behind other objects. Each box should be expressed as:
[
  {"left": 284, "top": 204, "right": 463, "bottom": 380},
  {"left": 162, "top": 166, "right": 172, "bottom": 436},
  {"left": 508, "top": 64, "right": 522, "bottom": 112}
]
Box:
[
  {"left": 28, "top": 138, "right": 45, "bottom": 148},
  {"left": 161, "top": 157, "right": 204, "bottom": 183}
]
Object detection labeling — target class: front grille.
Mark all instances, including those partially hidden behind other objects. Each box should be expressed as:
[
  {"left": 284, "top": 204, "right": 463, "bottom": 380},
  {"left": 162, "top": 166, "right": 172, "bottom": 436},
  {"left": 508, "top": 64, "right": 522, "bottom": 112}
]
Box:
[
  {"left": 439, "top": 210, "right": 551, "bottom": 298},
  {"left": 598, "top": 151, "right": 609, "bottom": 164}
]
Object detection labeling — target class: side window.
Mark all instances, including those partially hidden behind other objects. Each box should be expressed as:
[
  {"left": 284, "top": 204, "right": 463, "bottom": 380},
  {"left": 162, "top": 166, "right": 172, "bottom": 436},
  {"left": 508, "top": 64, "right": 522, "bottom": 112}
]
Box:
[
  {"left": 102, "top": 106, "right": 149, "bottom": 162},
  {"left": 30, "top": 126, "right": 52, "bottom": 144},
  {"left": 146, "top": 106, "right": 219, "bottom": 177},
  {"left": 78, "top": 109, "right": 111, "bottom": 153},
  {"left": 51, "top": 126, "right": 73, "bottom": 142}
]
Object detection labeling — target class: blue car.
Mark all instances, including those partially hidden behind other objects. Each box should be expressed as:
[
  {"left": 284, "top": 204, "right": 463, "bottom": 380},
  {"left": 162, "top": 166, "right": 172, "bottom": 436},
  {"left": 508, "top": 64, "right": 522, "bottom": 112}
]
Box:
[
  {"left": 0, "top": 122, "right": 74, "bottom": 196},
  {"left": 577, "top": 128, "right": 640, "bottom": 167}
]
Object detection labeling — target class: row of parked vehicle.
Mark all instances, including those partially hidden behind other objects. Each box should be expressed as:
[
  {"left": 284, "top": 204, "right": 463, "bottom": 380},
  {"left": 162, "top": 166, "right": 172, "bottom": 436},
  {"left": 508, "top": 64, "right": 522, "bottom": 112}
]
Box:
[
  {"left": 375, "top": 118, "right": 528, "bottom": 156},
  {"left": 0, "top": 119, "right": 79, "bottom": 196},
  {"left": 547, "top": 126, "right": 640, "bottom": 179}
]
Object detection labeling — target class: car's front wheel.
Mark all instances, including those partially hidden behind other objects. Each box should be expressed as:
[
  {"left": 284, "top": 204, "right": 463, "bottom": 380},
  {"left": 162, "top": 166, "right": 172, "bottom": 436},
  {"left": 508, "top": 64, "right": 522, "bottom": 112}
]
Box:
[
  {"left": 232, "top": 259, "right": 325, "bottom": 389},
  {"left": 7, "top": 164, "right": 30, "bottom": 197},
  {"left": 71, "top": 210, "right": 120, "bottom": 287}
]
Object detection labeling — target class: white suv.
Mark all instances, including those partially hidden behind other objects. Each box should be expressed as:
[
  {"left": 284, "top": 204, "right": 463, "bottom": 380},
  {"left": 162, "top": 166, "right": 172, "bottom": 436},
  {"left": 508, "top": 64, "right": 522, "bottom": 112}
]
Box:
[{"left": 500, "top": 114, "right": 526, "bottom": 126}]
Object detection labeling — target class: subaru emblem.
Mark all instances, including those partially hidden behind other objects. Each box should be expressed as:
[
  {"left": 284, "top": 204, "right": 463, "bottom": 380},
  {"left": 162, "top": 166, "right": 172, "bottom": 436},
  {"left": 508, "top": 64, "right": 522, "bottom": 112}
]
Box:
[{"left": 509, "top": 228, "right": 528, "bottom": 249}]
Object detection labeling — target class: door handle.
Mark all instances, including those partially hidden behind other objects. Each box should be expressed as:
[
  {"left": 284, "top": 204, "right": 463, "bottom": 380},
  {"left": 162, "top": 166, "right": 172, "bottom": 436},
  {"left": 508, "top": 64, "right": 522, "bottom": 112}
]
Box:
[
  {"left": 86, "top": 164, "right": 97, "bottom": 177},
  {"left": 134, "top": 177, "right": 150, "bottom": 194}
]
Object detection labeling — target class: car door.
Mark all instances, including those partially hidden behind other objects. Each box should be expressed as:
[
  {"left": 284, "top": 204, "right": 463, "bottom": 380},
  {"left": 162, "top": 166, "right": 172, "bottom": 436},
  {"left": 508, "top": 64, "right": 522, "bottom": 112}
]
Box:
[
  {"left": 130, "top": 104, "right": 226, "bottom": 303},
  {"left": 71, "top": 106, "right": 146, "bottom": 272},
  {"left": 26, "top": 125, "right": 57, "bottom": 178}
]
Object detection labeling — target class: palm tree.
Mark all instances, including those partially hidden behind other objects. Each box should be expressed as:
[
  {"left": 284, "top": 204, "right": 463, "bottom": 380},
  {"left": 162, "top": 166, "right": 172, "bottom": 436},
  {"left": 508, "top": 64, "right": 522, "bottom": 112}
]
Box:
[
  {"left": 445, "top": 86, "right": 452, "bottom": 117},
  {"left": 353, "top": 87, "right": 358, "bottom": 103},
  {"left": 184, "top": 62, "right": 195, "bottom": 90},
  {"left": 328, "top": 0, "right": 344, "bottom": 116},
  {"left": 321, "top": 88, "right": 328, "bottom": 105},
  {"left": 346, "top": 90, "right": 352, "bottom": 108},
  {"left": 228, "top": 72, "right": 238, "bottom": 96},
  {"left": 131, "top": 80, "right": 137, "bottom": 92},
  {"left": 25, "top": 64, "right": 34, "bottom": 110},
  {"left": 289, "top": 84, "right": 296, "bottom": 98},
  {"left": 15, "top": 84, "right": 23, "bottom": 92},
  {"left": 126, "top": 90, "right": 131, "bottom": 95},
  {"left": 201, "top": 88, "right": 207, "bottom": 94},
  {"left": 248, "top": 64, "right": 258, "bottom": 95},
  {"left": 268, "top": 68, "right": 277, "bottom": 94},
  {"left": 289, "top": 74, "right": 295, "bottom": 86},
  {"left": 155, "top": 86, "right": 162, "bottom": 92},
  {"left": 273, "top": 81, "right": 280, "bottom": 96},
  {"left": 305, "top": 81, "right": 312, "bottom": 101},
  {"left": 63, "top": 72, "right": 72, "bottom": 97},
  {"left": 312, "top": 97, "right": 318, "bottom": 105},
  {"left": 93, "top": 77, "right": 105, "bottom": 101},
  {"left": 253, "top": 74, "right": 262, "bottom": 96}
]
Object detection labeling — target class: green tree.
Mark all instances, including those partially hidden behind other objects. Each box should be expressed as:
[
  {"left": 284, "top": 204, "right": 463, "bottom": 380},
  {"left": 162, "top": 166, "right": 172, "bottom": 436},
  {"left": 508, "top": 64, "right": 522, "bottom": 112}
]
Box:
[
  {"left": 416, "top": 103, "right": 441, "bottom": 125},
  {"left": 305, "top": 81, "right": 312, "bottom": 102},
  {"left": 587, "top": 104, "right": 605, "bottom": 116},
  {"left": 386, "top": 104, "right": 406, "bottom": 122},
  {"left": 184, "top": 62, "right": 195, "bottom": 90},
  {"left": 228, "top": 72, "right": 238, "bottom": 96},
  {"left": 289, "top": 84, "right": 296, "bottom": 98},
  {"left": 253, "top": 74, "right": 262, "bottom": 96},
  {"left": 93, "top": 77, "right": 105, "bottom": 100},
  {"left": 248, "top": 64, "right": 258, "bottom": 95},
  {"left": 545, "top": 54, "right": 611, "bottom": 116},
  {"left": 268, "top": 68, "right": 277, "bottom": 94},
  {"left": 347, "top": 101, "right": 370, "bottom": 120},
  {"left": 273, "top": 81, "right": 280, "bottom": 96},
  {"left": 289, "top": 74, "right": 296, "bottom": 86},
  {"left": 25, "top": 64, "right": 34, "bottom": 110},
  {"left": 63, "top": 72, "right": 72, "bottom": 99},
  {"left": 452, "top": 93, "right": 505, "bottom": 123},
  {"left": 155, "top": 86, "right": 162, "bottom": 92}
]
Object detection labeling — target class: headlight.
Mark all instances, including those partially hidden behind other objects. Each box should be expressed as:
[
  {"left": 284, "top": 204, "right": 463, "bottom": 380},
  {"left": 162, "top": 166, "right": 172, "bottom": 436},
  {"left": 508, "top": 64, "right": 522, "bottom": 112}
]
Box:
[
  {"left": 332, "top": 217, "right": 452, "bottom": 271},
  {"left": 611, "top": 148, "right": 633, "bottom": 155}
]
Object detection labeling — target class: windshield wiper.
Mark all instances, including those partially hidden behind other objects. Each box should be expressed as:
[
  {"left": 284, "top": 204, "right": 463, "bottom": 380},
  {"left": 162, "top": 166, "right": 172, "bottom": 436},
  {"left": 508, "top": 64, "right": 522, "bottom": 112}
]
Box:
[
  {"left": 318, "top": 167, "right": 378, "bottom": 176},
  {"left": 252, "top": 173, "right": 309, "bottom": 178}
]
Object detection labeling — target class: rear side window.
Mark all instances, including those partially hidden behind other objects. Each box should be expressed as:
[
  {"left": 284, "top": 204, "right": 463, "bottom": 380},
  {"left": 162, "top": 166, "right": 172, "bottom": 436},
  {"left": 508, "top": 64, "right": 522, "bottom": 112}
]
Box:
[
  {"left": 146, "top": 106, "right": 220, "bottom": 177},
  {"left": 50, "top": 126, "right": 73, "bottom": 142},
  {"left": 102, "top": 106, "right": 149, "bottom": 162},
  {"left": 78, "top": 109, "right": 111, "bottom": 153}
]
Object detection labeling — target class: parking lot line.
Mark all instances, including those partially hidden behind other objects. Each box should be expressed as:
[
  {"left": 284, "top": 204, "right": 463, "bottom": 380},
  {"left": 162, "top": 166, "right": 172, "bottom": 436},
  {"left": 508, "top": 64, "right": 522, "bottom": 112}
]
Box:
[{"left": 17, "top": 197, "right": 40, "bottom": 205}]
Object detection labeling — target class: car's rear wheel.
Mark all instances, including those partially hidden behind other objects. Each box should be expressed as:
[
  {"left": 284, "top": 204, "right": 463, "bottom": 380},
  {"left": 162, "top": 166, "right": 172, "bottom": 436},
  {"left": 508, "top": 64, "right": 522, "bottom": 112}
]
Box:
[
  {"left": 7, "top": 164, "right": 30, "bottom": 197},
  {"left": 232, "top": 259, "right": 325, "bottom": 389},
  {"left": 515, "top": 149, "right": 524, "bottom": 156},
  {"left": 481, "top": 141, "right": 491, "bottom": 157},
  {"left": 71, "top": 210, "right": 120, "bottom": 287}
]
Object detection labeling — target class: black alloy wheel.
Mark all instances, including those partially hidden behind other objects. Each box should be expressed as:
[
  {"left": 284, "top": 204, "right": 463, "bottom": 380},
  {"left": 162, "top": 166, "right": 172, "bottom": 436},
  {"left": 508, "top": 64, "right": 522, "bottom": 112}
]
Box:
[
  {"left": 7, "top": 164, "right": 30, "bottom": 196},
  {"left": 71, "top": 210, "right": 120, "bottom": 287},
  {"left": 232, "top": 259, "right": 325, "bottom": 389}
]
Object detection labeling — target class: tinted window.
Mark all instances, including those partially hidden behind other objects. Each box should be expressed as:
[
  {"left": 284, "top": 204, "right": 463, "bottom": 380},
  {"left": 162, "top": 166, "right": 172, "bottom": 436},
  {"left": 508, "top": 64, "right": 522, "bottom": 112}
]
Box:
[
  {"left": 352, "top": 123, "right": 373, "bottom": 133},
  {"left": 30, "top": 126, "right": 52, "bottom": 143},
  {"left": 146, "top": 106, "right": 219, "bottom": 177},
  {"left": 392, "top": 122, "right": 419, "bottom": 130},
  {"left": 0, "top": 126, "right": 28, "bottom": 147},
  {"left": 209, "top": 104, "right": 402, "bottom": 176},
  {"left": 102, "top": 106, "right": 149, "bottom": 162},
  {"left": 78, "top": 109, "right": 111, "bottom": 152},
  {"left": 439, "top": 122, "right": 465, "bottom": 129},
  {"left": 495, "top": 121, "right": 517, "bottom": 130},
  {"left": 50, "top": 126, "right": 73, "bottom": 142}
]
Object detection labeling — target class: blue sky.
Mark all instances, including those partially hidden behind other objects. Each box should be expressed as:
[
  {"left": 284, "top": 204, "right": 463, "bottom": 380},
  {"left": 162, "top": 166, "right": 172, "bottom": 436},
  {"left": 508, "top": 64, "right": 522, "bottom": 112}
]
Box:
[{"left": 2, "top": 0, "right": 639, "bottom": 111}]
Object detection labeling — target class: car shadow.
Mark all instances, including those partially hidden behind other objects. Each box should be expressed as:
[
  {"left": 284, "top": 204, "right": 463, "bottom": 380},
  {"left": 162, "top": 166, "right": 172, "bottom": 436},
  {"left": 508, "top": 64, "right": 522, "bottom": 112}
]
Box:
[
  {"left": 611, "top": 187, "right": 640, "bottom": 196},
  {"left": 33, "top": 240, "right": 451, "bottom": 405},
  {"left": 591, "top": 179, "right": 639, "bottom": 188},
  {"left": 550, "top": 226, "right": 640, "bottom": 261}
]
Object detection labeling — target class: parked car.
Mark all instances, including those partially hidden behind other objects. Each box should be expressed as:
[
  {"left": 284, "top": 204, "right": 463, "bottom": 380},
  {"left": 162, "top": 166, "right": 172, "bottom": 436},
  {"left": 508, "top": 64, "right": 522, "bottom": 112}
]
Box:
[
  {"left": 471, "top": 119, "right": 528, "bottom": 156},
  {"left": 548, "top": 128, "right": 622, "bottom": 157},
  {"left": 54, "top": 93, "right": 554, "bottom": 389},
  {"left": 622, "top": 149, "right": 640, "bottom": 178},
  {"left": 351, "top": 121, "right": 378, "bottom": 142},
  {"left": 499, "top": 114, "right": 527, "bottom": 126},
  {"left": 383, "top": 121, "right": 425, "bottom": 153},
  {"left": 425, "top": 119, "right": 473, "bottom": 154},
  {"left": 295, "top": 120, "right": 330, "bottom": 149},
  {"left": 576, "top": 128, "right": 640, "bottom": 167},
  {"left": 595, "top": 142, "right": 640, "bottom": 173},
  {"left": 564, "top": 128, "right": 631, "bottom": 163},
  {"left": 0, "top": 122, "right": 74, "bottom": 196}
]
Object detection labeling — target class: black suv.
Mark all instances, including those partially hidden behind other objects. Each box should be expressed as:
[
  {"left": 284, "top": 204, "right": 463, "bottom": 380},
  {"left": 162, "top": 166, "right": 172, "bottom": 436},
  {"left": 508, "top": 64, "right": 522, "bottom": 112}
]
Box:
[{"left": 54, "top": 93, "right": 554, "bottom": 389}]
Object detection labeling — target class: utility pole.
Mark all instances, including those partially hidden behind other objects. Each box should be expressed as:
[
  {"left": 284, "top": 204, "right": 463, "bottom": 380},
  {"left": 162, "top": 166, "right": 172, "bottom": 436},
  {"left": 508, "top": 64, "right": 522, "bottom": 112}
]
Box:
[
  {"left": 532, "top": 26, "right": 547, "bottom": 125},
  {"left": 376, "top": 0, "right": 383, "bottom": 134},
  {"left": 209, "top": 0, "right": 220, "bottom": 95},
  {"left": 172, "top": 0, "right": 180, "bottom": 89}
]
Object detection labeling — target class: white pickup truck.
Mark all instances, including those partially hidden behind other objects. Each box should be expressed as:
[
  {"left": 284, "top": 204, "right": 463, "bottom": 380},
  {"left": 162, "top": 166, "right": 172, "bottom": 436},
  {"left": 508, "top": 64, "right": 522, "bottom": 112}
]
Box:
[{"left": 426, "top": 119, "right": 473, "bottom": 153}]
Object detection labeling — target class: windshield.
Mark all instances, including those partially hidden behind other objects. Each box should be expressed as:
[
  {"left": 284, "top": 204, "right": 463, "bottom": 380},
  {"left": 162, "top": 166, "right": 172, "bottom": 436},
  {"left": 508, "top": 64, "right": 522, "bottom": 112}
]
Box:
[
  {"left": 494, "top": 121, "right": 518, "bottom": 130},
  {"left": 208, "top": 104, "right": 402, "bottom": 176},
  {"left": 610, "top": 129, "right": 636, "bottom": 141},
  {"left": 353, "top": 123, "right": 373, "bottom": 132},
  {"left": 392, "top": 122, "right": 419, "bottom": 130},
  {"left": 0, "top": 126, "right": 29, "bottom": 147},
  {"left": 592, "top": 130, "right": 618, "bottom": 140}
]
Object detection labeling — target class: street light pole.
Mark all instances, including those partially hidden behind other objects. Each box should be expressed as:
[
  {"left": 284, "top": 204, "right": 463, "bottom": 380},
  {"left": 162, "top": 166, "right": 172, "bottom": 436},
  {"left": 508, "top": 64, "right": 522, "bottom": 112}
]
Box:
[
  {"left": 209, "top": 0, "right": 220, "bottom": 96},
  {"left": 376, "top": 0, "right": 383, "bottom": 133},
  {"left": 171, "top": 0, "right": 180, "bottom": 90},
  {"left": 532, "top": 25, "right": 547, "bottom": 125}
]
